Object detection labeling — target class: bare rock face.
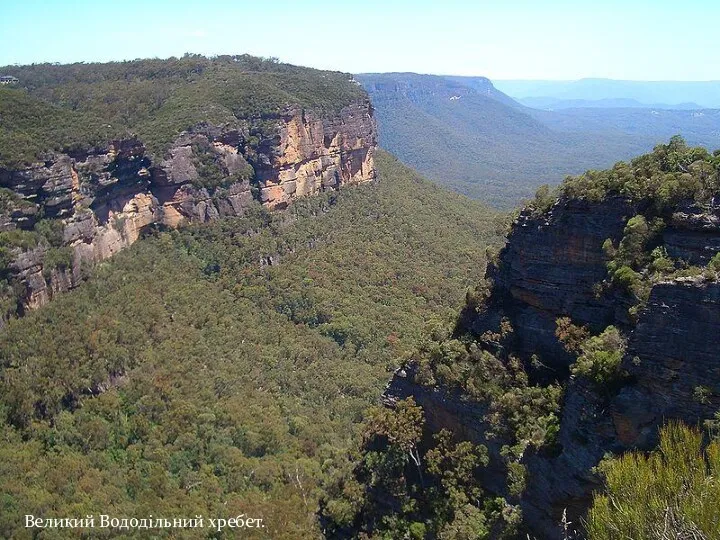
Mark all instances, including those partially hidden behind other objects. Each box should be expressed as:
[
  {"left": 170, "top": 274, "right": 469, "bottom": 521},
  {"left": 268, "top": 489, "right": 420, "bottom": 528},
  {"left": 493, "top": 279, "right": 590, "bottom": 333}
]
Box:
[
  {"left": 0, "top": 100, "right": 377, "bottom": 315},
  {"left": 664, "top": 202, "right": 720, "bottom": 264},
  {"left": 463, "top": 196, "right": 636, "bottom": 372},
  {"left": 385, "top": 195, "right": 720, "bottom": 539},
  {"left": 255, "top": 103, "right": 377, "bottom": 209}
]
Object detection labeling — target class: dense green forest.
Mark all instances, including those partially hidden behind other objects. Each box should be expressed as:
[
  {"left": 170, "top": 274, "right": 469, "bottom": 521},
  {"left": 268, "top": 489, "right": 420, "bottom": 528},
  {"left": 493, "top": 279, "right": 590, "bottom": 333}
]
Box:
[
  {"left": 0, "top": 152, "right": 502, "bottom": 538},
  {"left": 325, "top": 139, "right": 720, "bottom": 539},
  {"left": 358, "top": 74, "right": 720, "bottom": 208},
  {"left": 0, "top": 54, "right": 364, "bottom": 167}
]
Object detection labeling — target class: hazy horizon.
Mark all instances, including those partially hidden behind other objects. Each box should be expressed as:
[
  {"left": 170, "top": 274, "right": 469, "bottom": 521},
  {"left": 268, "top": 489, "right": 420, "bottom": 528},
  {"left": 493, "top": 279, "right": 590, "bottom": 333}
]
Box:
[
  {"left": 2, "top": 0, "right": 719, "bottom": 81},
  {"left": 4, "top": 55, "right": 719, "bottom": 83}
]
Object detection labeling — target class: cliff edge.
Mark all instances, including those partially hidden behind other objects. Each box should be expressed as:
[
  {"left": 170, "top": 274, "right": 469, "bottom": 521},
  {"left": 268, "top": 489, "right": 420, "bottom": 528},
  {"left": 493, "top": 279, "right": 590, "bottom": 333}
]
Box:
[
  {"left": 380, "top": 137, "right": 720, "bottom": 538},
  {"left": 0, "top": 56, "right": 377, "bottom": 317}
]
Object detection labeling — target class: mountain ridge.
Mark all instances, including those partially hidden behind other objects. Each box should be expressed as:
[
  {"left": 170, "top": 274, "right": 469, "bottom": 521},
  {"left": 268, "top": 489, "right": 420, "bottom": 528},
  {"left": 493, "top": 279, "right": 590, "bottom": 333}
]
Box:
[
  {"left": 359, "top": 72, "right": 720, "bottom": 208},
  {"left": 494, "top": 78, "right": 720, "bottom": 109},
  {"left": 0, "top": 56, "right": 377, "bottom": 320}
]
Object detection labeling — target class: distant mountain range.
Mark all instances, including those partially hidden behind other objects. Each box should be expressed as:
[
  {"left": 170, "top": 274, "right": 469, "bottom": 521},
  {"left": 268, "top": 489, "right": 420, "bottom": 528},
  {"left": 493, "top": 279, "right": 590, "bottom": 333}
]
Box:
[
  {"left": 494, "top": 78, "right": 720, "bottom": 109},
  {"left": 358, "top": 74, "right": 720, "bottom": 208},
  {"left": 517, "top": 96, "right": 703, "bottom": 110}
]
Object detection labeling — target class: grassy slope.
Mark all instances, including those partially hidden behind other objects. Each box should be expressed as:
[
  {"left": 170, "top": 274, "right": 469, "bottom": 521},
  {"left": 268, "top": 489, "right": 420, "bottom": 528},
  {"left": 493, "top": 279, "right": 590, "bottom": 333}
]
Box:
[{"left": 0, "top": 152, "right": 501, "bottom": 538}]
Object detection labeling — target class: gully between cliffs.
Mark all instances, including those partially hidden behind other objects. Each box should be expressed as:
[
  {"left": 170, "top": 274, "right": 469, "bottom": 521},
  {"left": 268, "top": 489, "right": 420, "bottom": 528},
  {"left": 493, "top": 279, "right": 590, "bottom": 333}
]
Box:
[{"left": 385, "top": 196, "right": 720, "bottom": 538}]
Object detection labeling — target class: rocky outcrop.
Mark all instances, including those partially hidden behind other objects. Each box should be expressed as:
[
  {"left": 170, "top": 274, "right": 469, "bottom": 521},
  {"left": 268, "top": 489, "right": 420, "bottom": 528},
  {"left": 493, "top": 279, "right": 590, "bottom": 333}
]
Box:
[
  {"left": 255, "top": 105, "right": 376, "bottom": 209},
  {"left": 664, "top": 201, "right": 720, "bottom": 264},
  {"left": 385, "top": 196, "right": 720, "bottom": 539},
  {"left": 0, "top": 100, "right": 376, "bottom": 315},
  {"left": 462, "top": 197, "right": 637, "bottom": 372}
]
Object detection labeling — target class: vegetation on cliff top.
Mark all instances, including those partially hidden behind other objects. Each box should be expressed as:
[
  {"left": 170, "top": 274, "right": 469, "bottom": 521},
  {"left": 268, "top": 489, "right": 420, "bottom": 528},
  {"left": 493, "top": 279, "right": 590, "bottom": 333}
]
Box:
[
  {"left": 528, "top": 137, "right": 720, "bottom": 319},
  {"left": 0, "top": 152, "right": 502, "bottom": 538},
  {"left": 556, "top": 135, "right": 720, "bottom": 209},
  {"left": 0, "top": 54, "right": 366, "bottom": 167},
  {"left": 0, "top": 87, "right": 122, "bottom": 168},
  {"left": 343, "top": 140, "right": 720, "bottom": 538}
]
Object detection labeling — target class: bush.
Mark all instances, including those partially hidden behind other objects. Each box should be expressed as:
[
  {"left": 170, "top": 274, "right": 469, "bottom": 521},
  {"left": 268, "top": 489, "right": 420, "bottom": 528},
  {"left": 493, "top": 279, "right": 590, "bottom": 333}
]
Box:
[
  {"left": 555, "top": 317, "right": 589, "bottom": 353},
  {"left": 587, "top": 422, "right": 720, "bottom": 540},
  {"left": 709, "top": 253, "right": 720, "bottom": 273},
  {"left": 42, "top": 246, "right": 73, "bottom": 279},
  {"left": 560, "top": 136, "right": 718, "bottom": 210},
  {"left": 571, "top": 326, "right": 626, "bottom": 387},
  {"left": 531, "top": 184, "right": 555, "bottom": 215}
]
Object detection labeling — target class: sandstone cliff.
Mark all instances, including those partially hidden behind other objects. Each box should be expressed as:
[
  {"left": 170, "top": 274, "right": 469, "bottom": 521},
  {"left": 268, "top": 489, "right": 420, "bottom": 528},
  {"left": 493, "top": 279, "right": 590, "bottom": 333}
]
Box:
[
  {"left": 383, "top": 193, "right": 720, "bottom": 539},
  {"left": 0, "top": 101, "right": 376, "bottom": 316}
]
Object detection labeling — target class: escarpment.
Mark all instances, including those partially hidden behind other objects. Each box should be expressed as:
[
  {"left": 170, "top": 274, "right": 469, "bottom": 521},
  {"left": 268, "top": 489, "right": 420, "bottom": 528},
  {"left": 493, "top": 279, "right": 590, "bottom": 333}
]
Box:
[
  {"left": 461, "top": 197, "right": 637, "bottom": 371},
  {"left": 0, "top": 101, "right": 376, "bottom": 317},
  {"left": 380, "top": 140, "right": 720, "bottom": 539}
]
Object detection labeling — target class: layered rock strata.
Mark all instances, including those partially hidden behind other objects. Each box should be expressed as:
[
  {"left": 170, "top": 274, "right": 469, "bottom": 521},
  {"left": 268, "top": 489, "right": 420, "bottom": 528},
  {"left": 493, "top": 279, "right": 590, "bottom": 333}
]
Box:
[
  {"left": 0, "top": 101, "right": 376, "bottom": 314},
  {"left": 385, "top": 196, "right": 720, "bottom": 538}
]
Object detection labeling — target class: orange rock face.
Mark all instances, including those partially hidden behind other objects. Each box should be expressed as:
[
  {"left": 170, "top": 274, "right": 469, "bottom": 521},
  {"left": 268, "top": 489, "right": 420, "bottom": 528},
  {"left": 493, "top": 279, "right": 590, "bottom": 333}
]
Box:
[
  {"left": 258, "top": 103, "right": 377, "bottom": 209},
  {"left": 1, "top": 98, "right": 378, "bottom": 314}
]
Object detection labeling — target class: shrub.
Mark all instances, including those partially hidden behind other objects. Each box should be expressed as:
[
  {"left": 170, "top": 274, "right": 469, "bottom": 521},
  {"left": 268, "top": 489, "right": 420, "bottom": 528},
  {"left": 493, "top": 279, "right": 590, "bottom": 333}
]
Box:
[
  {"left": 709, "top": 253, "right": 720, "bottom": 273},
  {"left": 531, "top": 184, "right": 555, "bottom": 215},
  {"left": 587, "top": 422, "right": 720, "bottom": 540},
  {"left": 42, "top": 247, "right": 73, "bottom": 279},
  {"left": 555, "top": 317, "right": 589, "bottom": 353},
  {"left": 571, "top": 326, "right": 626, "bottom": 387},
  {"left": 560, "top": 136, "right": 717, "bottom": 209}
]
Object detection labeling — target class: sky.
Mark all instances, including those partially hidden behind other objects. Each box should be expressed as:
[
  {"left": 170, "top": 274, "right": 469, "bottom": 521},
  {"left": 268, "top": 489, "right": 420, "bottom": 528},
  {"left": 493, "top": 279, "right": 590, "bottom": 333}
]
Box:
[{"left": 0, "top": 0, "right": 718, "bottom": 81}]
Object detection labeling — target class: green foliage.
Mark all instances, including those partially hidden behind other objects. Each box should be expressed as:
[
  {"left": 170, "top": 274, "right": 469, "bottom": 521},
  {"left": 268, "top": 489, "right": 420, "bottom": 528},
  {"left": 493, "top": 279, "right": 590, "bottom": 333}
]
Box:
[
  {"left": 0, "top": 228, "right": 40, "bottom": 254},
  {"left": 41, "top": 246, "right": 73, "bottom": 278},
  {"left": 710, "top": 253, "right": 720, "bottom": 270},
  {"left": 426, "top": 430, "right": 489, "bottom": 503},
  {"left": 342, "top": 310, "right": 560, "bottom": 536},
  {"left": 587, "top": 422, "right": 720, "bottom": 540},
  {"left": 33, "top": 219, "right": 66, "bottom": 247},
  {"left": 505, "top": 461, "right": 527, "bottom": 497},
  {"left": 363, "top": 398, "right": 425, "bottom": 454},
  {"left": 693, "top": 386, "right": 714, "bottom": 405},
  {"left": 0, "top": 87, "right": 121, "bottom": 168},
  {"left": 603, "top": 215, "right": 666, "bottom": 305},
  {"left": 530, "top": 184, "right": 556, "bottom": 215},
  {"left": 464, "top": 279, "right": 493, "bottom": 314},
  {"left": 190, "top": 140, "right": 254, "bottom": 191},
  {"left": 331, "top": 406, "right": 517, "bottom": 539},
  {"left": 0, "top": 153, "right": 501, "bottom": 537},
  {"left": 0, "top": 187, "right": 34, "bottom": 214},
  {"left": 0, "top": 54, "right": 365, "bottom": 166},
  {"left": 570, "top": 326, "right": 626, "bottom": 387},
  {"left": 410, "top": 330, "right": 562, "bottom": 458},
  {"left": 561, "top": 136, "right": 720, "bottom": 210}
]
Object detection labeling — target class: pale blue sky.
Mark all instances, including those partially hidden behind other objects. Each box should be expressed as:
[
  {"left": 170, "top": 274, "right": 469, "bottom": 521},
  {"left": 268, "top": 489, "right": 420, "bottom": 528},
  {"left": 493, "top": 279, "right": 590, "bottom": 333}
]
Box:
[{"left": 1, "top": 0, "right": 718, "bottom": 80}]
